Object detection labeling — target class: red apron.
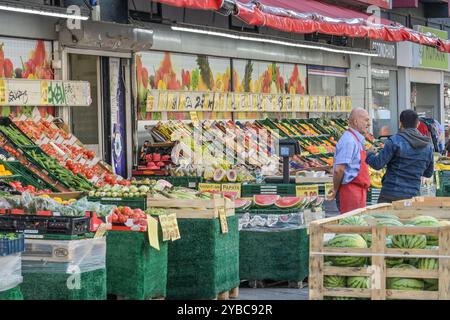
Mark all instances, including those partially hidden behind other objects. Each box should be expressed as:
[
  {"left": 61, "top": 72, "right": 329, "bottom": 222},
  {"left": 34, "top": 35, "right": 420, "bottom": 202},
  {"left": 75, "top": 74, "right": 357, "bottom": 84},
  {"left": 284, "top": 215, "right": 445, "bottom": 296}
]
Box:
[{"left": 339, "top": 128, "right": 371, "bottom": 214}]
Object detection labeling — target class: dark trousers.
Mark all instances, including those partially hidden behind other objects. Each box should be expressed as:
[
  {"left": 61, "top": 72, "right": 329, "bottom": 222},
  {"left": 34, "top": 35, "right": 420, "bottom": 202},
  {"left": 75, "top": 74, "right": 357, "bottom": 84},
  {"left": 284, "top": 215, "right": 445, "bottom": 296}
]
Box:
[{"left": 377, "top": 192, "right": 410, "bottom": 204}]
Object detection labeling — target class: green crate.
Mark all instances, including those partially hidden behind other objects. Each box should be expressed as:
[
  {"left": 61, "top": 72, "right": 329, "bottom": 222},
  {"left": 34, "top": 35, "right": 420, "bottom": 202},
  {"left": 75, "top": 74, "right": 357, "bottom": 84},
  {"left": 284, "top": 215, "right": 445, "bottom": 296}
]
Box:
[
  {"left": 24, "top": 233, "right": 95, "bottom": 241},
  {"left": 241, "top": 184, "right": 297, "bottom": 197},
  {"left": 239, "top": 228, "right": 309, "bottom": 282},
  {"left": 87, "top": 197, "right": 146, "bottom": 210},
  {"left": 167, "top": 215, "right": 240, "bottom": 299},
  {"left": 106, "top": 231, "right": 168, "bottom": 300},
  {"left": 0, "top": 161, "right": 57, "bottom": 191},
  {"left": 436, "top": 171, "right": 450, "bottom": 197}
]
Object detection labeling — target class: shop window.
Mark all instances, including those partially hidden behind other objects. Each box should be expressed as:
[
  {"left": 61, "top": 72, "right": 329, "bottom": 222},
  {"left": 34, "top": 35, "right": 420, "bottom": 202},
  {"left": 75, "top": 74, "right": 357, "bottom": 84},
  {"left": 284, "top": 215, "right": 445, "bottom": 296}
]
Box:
[
  {"left": 371, "top": 68, "right": 398, "bottom": 138},
  {"left": 307, "top": 66, "right": 348, "bottom": 96}
]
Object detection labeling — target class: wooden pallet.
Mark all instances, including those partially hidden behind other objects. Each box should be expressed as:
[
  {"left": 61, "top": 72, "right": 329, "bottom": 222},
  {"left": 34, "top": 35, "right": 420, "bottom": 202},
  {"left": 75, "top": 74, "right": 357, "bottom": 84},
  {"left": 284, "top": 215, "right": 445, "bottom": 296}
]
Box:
[
  {"left": 215, "top": 287, "right": 239, "bottom": 300},
  {"left": 309, "top": 202, "right": 450, "bottom": 300},
  {"left": 245, "top": 280, "right": 307, "bottom": 289}
]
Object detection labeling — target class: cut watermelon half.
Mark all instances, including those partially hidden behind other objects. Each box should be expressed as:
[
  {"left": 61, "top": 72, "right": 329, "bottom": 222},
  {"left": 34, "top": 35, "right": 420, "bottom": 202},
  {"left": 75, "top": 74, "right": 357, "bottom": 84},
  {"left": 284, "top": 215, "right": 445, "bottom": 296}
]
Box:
[
  {"left": 275, "top": 196, "right": 303, "bottom": 209},
  {"left": 253, "top": 194, "right": 280, "bottom": 208},
  {"left": 234, "top": 198, "right": 251, "bottom": 210}
]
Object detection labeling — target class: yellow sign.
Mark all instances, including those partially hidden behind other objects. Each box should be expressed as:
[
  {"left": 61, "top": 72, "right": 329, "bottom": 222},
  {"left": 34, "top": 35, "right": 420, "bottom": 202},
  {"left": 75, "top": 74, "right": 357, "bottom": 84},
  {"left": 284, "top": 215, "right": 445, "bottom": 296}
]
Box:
[
  {"left": 157, "top": 91, "right": 168, "bottom": 111},
  {"left": 325, "top": 183, "right": 334, "bottom": 197},
  {"left": 435, "top": 172, "right": 441, "bottom": 190},
  {"left": 167, "top": 92, "right": 178, "bottom": 111},
  {"left": 146, "top": 92, "right": 155, "bottom": 112},
  {"left": 221, "top": 183, "right": 241, "bottom": 198},
  {"left": 159, "top": 214, "right": 171, "bottom": 241},
  {"left": 346, "top": 96, "right": 352, "bottom": 112},
  {"left": 325, "top": 96, "right": 330, "bottom": 112},
  {"left": 296, "top": 185, "right": 319, "bottom": 197},
  {"left": 219, "top": 208, "right": 228, "bottom": 234},
  {"left": 178, "top": 93, "right": 186, "bottom": 110},
  {"left": 331, "top": 96, "right": 337, "bottom": 112},
  {"left": 203, "top": 93, "right": 212, "bottom": 110},
  {"left": 198, "top": 183, "right": 222, "bottom": 193},
  {"left": 0, "top": 80, "right": 5, "bottom": 104},
  {"left": 146, "top": 216, "right": 160, "bottom": 250},
  {"left": 168, "top": 213, "right": 181, "bottom": 241},
  {"left": 190, "top": 111, "right": 199, "bottom": 124},
  {"left": 40, "top": 80, "right": 49, "bottom": 105},
  {"left": 94, "top": 223, "right": 108, "bottom": 239}
]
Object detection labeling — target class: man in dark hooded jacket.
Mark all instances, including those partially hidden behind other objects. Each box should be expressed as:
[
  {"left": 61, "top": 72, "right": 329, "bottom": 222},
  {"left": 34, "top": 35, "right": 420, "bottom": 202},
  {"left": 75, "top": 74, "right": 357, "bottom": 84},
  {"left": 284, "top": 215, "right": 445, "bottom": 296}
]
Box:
[{"left": 366, "top": 109, "right": 434, "bottom": 203}]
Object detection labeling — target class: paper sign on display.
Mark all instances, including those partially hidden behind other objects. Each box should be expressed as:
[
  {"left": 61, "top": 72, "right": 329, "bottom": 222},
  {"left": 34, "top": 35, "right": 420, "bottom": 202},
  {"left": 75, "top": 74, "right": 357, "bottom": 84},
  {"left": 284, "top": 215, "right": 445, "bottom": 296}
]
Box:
[
  {"left": 159, "top": 214, "right": 171, "bottom": 241},
  {"left": 198, "top": 183, "right": 222, "bottom": 193},
  {"left": 296, "top": 185, "right": 319, "bottom": 197},
  {"left": 178, "top": 93, "right": 186, "bottom": 111},
  {"left": 0, "top": 80, "right": 6, "bottom": 104},
  {"left": 219, "top": 208, "right": 228, "bottom": 234},
  {"left": 146, "top": 216, "right": 160, "bottom": 250},
  {"left": 157, "top": 91, "right": 167, "bottom": 111},
  {"left": 94, "top": 223, "right": 108, "bottom": 239},
  {"left": 221, "top": 183, "right": 242, "bottom": 198},
  {"left": 166, "top": 92, "right": 177, "bottom": 111},
  {"left": 168, "top": 214, "right": 181, "bottom": 241},
  {"left": 325, "top": 183, "right": 334, "bottom": 197}
]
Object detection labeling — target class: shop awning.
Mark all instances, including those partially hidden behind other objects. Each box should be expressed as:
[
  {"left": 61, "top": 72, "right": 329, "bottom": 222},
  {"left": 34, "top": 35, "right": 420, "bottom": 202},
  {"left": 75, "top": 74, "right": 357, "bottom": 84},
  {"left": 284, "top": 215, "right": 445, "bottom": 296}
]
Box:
[{"left": 154, "top": 0, "right": 450, "bottom": 53}]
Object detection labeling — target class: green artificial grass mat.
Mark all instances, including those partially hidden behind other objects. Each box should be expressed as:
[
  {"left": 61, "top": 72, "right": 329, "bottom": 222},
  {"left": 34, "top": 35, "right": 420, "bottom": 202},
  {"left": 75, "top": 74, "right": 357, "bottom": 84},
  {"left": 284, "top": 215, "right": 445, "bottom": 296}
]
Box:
[
  {"left": 106, "top": 231, "right": 168, "bottom": 300},
  {"left": 166, "top": 215, "right": 240, "bottom": 300},
  {"left": 239, "top": 228, "right": 309, "bottom": 281},
  {"left": 0, "top": 286, "right": 23, "bottom": 300}
]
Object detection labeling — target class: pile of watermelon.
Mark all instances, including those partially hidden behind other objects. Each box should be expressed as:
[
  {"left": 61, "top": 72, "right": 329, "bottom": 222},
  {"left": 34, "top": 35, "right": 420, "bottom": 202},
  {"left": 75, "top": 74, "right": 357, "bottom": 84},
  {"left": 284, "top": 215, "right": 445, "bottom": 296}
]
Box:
[
  {"left": 234, "top": 194, "right": 324, "bottom": 211},
  {"left": 323, "top": 213, "right": 447, "bottom": 298}
]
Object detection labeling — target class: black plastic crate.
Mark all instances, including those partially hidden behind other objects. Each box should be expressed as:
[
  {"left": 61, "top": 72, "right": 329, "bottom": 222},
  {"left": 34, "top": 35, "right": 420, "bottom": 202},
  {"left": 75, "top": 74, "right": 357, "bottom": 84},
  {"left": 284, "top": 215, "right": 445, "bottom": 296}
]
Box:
[
  {"left": 87, "top": 197, "right": 146, "bottom": 210},
  {"left": 0, "top": 214, "right": 90, "bottom": 236},
  {"left": 0, "top": 233, "right": 25, "bottom": 256}
]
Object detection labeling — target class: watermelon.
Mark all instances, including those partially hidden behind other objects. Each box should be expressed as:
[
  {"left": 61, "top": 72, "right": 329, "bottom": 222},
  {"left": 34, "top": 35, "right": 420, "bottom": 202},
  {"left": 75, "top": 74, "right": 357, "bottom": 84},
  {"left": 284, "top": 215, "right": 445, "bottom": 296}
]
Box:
[
  {"left": 408, "top": 216, "right": 440, "bottom": 246},
  {"left": 417, "top": 257, "right": 438, "bottom": 291},
  {"left": 392, "top": 225, "right": 427, "bottom": 249},
  {"left": 253, "top": 195, "right": 280, "bottom": 208},
  {"left": 347, "top": 276, "right": 370, "bottom": 289},
  {"left": 234, "top": 198, "right": 251, "bottom": 210},
  {"left": 275, "top": 197, "right": 302, "bottom": 209},
  {"left": 365, "top": 213, "right": 400, "bottom": 220},
  {"left": 386, "top": 264, "right": 424, "bottom": 291},
  {"left": 339, "top": 216, "right": 371, "bottom": 247},
  {"left": 324, "top": 275, "right": 346, "bottom": 288},
  {"left": 385, "top": 241, "right": 404, "bottom": 267},
  {"left": 314, "top": 197, "right": 324, "bottom": 208},
  {"left": 325, "top": 234, "right": 368, "bottom": 267},
  {"left": 376, "top": 219, "right": 404, "bottom": 227}
]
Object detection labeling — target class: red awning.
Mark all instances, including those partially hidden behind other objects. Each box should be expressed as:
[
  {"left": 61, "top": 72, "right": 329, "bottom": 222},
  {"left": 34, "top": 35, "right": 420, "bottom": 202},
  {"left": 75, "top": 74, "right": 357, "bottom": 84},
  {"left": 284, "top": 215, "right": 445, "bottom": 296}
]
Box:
[{"left": 153, "top": 0, "right": 450, "bottom": 53}]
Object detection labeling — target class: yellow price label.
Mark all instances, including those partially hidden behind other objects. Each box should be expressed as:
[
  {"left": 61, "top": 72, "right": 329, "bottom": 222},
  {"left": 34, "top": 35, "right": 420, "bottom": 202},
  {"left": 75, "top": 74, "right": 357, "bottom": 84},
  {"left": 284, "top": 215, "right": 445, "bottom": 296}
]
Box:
[
  {"left": 157, "top": 91, "right": 167, "bottom": 111},
  {"left": 190, "top": 111, "right": 199, "bottom": 125},
  {"left": 296, "top": 185, "right": 319, "bottom": 197},
  {"left": 146, "top": 216, "right": 160, "bottom": 250},
  {"left": 325, "top": 183, "right": 334, "bottom": 197},
  {"left": 221, "top": 183, "right": 241, "bottom": 198},
  {"left": 146, "top": 92, "right": 155, "bottom": 112},
  {"left": 40, "top": 80, "right": 49, "bottom": 105},
  {"left": 94, "top": 223, "right": 108, "bottom": 239},
  {"left": 0, "top": 80, "right": 5, "bottom": 104},
  {"left": 198, "top": 183, "right": 222, "bottom": 193},
  {"left": 346, "top": 96, "right": 352, "bottom": 112},
  {"left": 219, "top": 208, "right": 228, "bottom": 234},
  {"left": 159, "top": 214, "right": 171, "bottom": 241}
]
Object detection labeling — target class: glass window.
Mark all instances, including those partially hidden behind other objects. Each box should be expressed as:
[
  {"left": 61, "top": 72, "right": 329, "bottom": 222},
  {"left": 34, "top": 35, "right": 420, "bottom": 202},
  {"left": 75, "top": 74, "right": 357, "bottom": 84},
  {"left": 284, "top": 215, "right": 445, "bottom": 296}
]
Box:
[
  {"left": 371, "top": 68, "right": 398, "bottom": 138},
  {"left": 307, "top": 66, "right": 348, "bottom": 96}
]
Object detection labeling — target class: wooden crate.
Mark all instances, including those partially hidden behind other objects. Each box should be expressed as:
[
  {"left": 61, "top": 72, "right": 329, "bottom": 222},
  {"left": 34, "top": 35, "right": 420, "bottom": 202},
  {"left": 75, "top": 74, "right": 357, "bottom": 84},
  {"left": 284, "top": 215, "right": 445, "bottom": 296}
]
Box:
[
  {"left": 147, "top": 195, "right": 234, "bottom": 219},
  {"left": 309, "top": 203, "right": 450, "bottom": 300}
]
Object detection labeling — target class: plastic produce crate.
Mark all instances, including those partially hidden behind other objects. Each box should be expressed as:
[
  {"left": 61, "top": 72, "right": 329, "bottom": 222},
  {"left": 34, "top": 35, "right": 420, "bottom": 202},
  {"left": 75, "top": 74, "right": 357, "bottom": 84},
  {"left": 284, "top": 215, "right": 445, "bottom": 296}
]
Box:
[
  {"left": 0, "top": 160, "right": 57, "bottom": 191},
  {"left": 134, "top": 175, "right": 202, "bottom": 188},
  {"left": 0, "top": 214, "right": 90, "bottom": 236},
  {"left": 436, "top": 171, "right": 450, "bottom": 197},
  {"left": 0, "top": 233, "right": 25, "bottom": 256}
]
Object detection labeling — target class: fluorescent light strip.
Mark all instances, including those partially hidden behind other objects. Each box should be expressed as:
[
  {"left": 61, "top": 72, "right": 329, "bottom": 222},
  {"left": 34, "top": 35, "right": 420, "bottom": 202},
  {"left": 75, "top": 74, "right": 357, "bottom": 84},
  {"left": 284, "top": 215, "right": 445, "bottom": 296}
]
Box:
[
  {"left": 134, "top": 28, "right": 154, "bottom": 34},
  {"left": 0, "top": 4, "right": 89, "bottom": 20},
  {"left": 171, "top": 26, "right": 378, "bottom": 57}
]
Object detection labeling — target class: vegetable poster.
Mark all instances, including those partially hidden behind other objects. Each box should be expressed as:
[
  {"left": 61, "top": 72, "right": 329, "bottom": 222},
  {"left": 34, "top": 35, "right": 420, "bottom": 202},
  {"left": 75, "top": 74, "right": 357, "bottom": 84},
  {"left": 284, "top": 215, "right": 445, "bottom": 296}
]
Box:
[{"left": 0, "top": 37, "right": 53, "bottom": 117}]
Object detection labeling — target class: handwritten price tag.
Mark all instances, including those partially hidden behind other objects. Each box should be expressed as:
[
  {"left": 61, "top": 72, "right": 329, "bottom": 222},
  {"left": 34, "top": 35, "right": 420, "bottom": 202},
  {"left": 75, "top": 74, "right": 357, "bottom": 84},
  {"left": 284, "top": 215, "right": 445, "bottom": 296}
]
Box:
[
  {"left": 296, "top": 185, "right": 319, "bottom": 197},
  {"left": 40, "top": 81, "right": 49, "bottom": 105},
  {"left": 198, "top": 183, "right": 222, "bottom": 193},
  {"left": 0, "top": 80, "right": 5, "bottom": 104}
]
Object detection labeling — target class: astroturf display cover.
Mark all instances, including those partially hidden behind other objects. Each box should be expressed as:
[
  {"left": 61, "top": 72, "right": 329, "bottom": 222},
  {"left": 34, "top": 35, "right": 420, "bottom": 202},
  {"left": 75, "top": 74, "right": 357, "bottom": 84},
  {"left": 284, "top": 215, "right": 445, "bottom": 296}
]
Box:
[
  {"left": 0, "top": 286, "right": 23, "bottom": 300},
  {"left": 166, "top": 215, "right": 239, "bottom": 299},
  {"left": 106, "top": 231, "right": 168, "bottom": 300},
  {"left": 239, "top": 228, "right": 309, "bottom": 281}
]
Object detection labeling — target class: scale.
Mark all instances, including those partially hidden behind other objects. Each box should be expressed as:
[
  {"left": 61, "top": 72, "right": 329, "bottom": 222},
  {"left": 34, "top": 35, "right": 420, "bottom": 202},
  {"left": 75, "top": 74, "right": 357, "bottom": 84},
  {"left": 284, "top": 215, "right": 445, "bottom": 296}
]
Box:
[{"left": 265, "top": 139, "right": 301, "bottom": 184}]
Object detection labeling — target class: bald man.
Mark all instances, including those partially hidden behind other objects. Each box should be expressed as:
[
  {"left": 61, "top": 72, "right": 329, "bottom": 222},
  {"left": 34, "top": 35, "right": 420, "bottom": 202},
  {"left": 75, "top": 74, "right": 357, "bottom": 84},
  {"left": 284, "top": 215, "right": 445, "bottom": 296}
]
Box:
[{"left": 328, "top": 108, "right": 371, "bottom": 213}]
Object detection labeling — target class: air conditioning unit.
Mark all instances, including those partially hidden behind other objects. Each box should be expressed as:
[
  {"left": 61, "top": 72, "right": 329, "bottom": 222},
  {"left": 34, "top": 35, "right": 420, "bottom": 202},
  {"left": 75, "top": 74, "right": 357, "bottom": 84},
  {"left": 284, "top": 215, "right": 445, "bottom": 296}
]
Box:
[{"left": 58, "top": 20, "right": 153, "bottom": 52}]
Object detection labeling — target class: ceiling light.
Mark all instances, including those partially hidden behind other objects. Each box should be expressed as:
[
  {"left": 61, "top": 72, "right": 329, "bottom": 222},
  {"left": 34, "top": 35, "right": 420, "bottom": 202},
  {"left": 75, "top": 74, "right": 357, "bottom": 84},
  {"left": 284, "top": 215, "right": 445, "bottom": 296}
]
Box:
[
  {"left": 171, "top": 25, "right": 378, "bottom": 57},
  {"left": 0, "top": 4, "right": 89, "bottom": 20}
]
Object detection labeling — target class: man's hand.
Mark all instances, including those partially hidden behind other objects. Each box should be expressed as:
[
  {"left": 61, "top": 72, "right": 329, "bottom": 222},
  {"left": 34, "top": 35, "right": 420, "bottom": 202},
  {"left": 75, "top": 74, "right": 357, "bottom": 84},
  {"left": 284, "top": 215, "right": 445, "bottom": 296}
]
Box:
[
  {"left": 367, "top": 147, "right": 378, "bottom": 154},
  {"left": 327, "top": 189, "right": 337, "bottom": 201}
]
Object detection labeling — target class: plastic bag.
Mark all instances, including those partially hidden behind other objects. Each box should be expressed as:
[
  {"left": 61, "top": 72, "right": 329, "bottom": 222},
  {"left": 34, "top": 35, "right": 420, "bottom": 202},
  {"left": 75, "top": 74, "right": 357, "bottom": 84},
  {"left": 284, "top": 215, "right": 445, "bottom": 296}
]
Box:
[{"left": 0, "top": 253, "right": 23, "bottom": 292}]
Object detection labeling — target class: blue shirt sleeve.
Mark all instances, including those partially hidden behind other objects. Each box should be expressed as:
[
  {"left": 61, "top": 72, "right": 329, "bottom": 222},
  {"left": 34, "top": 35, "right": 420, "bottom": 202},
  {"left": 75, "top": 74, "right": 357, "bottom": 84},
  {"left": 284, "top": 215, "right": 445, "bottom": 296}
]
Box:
[
  {"left": 366, "top": 138, "right": 396, "bottom": 170},
  {"left": 334, "top": 138, "right": 358, "bottom": 165}
]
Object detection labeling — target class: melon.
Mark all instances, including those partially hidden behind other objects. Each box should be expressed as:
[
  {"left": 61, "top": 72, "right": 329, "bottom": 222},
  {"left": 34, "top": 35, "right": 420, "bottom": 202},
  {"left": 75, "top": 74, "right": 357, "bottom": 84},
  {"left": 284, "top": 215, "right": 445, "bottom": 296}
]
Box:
[
  {"left": 365, "top": 213, "right": 400, "bottom": 220},
  {"left": 234, "top": 198, "right": 251, "bottom": 210},
  {"left": 325, "top": 234, "right": 368, "bottom": 267},
  {"left": 347, "top": 276, "right": 370, "bottom": 289},
  {"left": 417, "top": 257, "right": 438, "bottom": 290},
  {"left": 275, "top": 197, "right": 302, "bottom": 209},
  {"left": 324, "top": 276, "right": 346, "bottom": 288},
  {"left": 392, "top": 225, "right": 427, "bottom": 249},
  {"left": 386, "top": 264, "right": 424, "bottom": 291},
  {"left": 408, "top": 216, "right": 440, "bottom": 246},
  {"left": 226, "top": 169, "right": 237, "bottom": 182},
  {"left": 253, "top": 195, "right": 280, "bottom": 208},
  {"left": 213, "top": 168, "right": 226, "bottom": 182},
  {"left": 339, "top": 216, "right": 371, "bottom": 247}
]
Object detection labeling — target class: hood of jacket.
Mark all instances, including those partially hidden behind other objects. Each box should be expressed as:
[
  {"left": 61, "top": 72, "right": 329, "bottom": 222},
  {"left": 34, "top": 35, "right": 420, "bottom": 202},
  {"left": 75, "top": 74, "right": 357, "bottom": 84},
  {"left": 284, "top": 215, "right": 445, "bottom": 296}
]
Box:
[{"left": 398, "top": 128, "right": 432, "bottom": 149}]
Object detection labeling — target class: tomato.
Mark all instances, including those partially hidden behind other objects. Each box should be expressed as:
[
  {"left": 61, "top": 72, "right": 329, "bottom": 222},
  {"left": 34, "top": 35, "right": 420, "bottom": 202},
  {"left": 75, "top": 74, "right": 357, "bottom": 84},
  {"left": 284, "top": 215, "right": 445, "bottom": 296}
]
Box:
[
  {"left": 87, "top": 151, "right": 95, "bottom": 159},
  {"left": 111, "top": 213, "right": 118, "bottom": 223}
]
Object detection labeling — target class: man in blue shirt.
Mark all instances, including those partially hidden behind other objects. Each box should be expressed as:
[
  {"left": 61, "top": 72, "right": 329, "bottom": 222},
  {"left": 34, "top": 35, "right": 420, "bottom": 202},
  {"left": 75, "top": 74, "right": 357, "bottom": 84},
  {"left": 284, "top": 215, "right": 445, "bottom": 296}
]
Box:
[
  {"left": 329, "top": 108, "right": 371, "bottom": 213},
  {"left": 366, "top": 109, "right": 434, "bottom": 203}
]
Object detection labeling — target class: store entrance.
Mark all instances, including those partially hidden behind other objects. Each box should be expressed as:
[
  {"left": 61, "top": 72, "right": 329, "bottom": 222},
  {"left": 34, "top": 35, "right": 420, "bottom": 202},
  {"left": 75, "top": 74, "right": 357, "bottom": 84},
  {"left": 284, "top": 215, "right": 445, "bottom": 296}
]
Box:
[
  {"left": 411, "top": 83, "right": 441, "bottom": 120},
  {"left": 68, "top": 54, "right": 103, "bottom": 159}
]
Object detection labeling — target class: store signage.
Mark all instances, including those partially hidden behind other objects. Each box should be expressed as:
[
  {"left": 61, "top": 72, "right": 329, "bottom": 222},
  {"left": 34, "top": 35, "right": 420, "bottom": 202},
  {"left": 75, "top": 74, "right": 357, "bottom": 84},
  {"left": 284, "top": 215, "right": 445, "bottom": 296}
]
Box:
[
  {"left": 147, "top": 90, "right": 352, "bottom": 113},
  {"left": 371, "top": 41, "right": 396, "bottom": 60},
  {"left": 296, "top": 185, "right": 319, "bottom": 197},
  {"left": 0, "top": 79, "right": 91, "bottom": 107},
  {"left": 413, "top": 26, "right": 448, "bottom": 70}
]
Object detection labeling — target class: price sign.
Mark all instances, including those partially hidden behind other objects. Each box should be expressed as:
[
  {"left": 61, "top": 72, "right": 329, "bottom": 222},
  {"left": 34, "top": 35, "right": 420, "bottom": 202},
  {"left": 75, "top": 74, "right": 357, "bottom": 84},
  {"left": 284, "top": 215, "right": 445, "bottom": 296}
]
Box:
[
  {"left": 167, "top": 213, "right": 181, "bottom": 241},
  {"left": 203, "top": 93, "right": 213, "bottom": 110},
  {"left": 252, "top": 94, "right": 261, "bottom": 111},
  {"left": 296, "top": 185, "right": 319, "bottom": 197},
  {"left": 226, "top": 93, "right": 234, "bottom": 111},
  {"left": 157, "top": 91, "right": 168, "bottom": 111},
  {"left": 346, "top": 96, "right": 352, "bottom": 112},
  {"left": 325, "top": 96, "right": 331, "bottom": 112},
  {"left": 0, "top": 80, "right": 5, "bottom": 104},
  {"left": 331, "top": 96, "right": 338, "bottom": 112},
  {"left": 167, "top": 92, "right": 179, "bottom": 111},
  {"left": 198, "top": 183, "right": 222, "bottom": 193},
  {"left": 219, "top": 208, "right": 228, "bottom": 234},
  {"left": 339, "top": 96, "right": 346, "bottom": 112},
  {"left": 94, "top": 223, "right": 108, "bottom": 239},
  {"left": 178, "top": 93, "right": 186, "bottom": 111},
  {"left": 221, "top": 183, "right": 242, "bottom": 199},
  {"left": 159, "top": 214, "right": 171, "bottom": 241},
  {"left": 40, "top": 80, "right": 49, "bottom": 105},
  {"left": 146, "top": 216, "right": 160, "bottom": 250},
  {"left": 325, "top": 183, "right": 334, "bottom": 197}
]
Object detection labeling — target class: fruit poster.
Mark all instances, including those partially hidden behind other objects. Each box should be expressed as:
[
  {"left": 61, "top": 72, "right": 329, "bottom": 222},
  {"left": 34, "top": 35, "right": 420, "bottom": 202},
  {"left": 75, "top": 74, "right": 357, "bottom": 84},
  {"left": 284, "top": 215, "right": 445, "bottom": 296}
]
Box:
[
  {"left": 0, "top": 37, "right": 54, "bottom": 118},
  {"left": 232, "top": 60, "right": 307, "bottom": 95},
  {"left": 136, "top": 51, "right": 231, "bottom": 120}
]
